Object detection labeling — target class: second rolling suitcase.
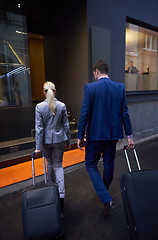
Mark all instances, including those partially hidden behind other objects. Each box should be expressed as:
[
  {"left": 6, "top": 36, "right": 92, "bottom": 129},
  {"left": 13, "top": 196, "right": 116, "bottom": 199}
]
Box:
[
  {"left": 22, "top": 152, "right": 64, "bottom": 240},
  {"left": 120, "top": 146, "right": 158, "bottom": 240}
]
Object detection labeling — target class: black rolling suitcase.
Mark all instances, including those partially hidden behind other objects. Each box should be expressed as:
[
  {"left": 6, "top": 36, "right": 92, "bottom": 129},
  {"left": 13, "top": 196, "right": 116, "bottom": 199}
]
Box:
[
  {"left": 120, "top": 146, "right": 158, "bottom": 240},
  {"left": 22, "top": 152, "right": 64, "bottom": 240}
]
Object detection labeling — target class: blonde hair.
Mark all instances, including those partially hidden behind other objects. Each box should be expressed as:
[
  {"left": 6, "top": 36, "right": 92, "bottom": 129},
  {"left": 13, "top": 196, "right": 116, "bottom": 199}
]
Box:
[{"left": 43, "top": 81, "right": 56, "bottom": 114}]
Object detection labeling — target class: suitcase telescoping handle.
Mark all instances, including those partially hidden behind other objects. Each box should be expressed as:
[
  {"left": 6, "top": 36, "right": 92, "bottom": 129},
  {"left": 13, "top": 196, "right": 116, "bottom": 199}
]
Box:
[
  {"left": 123, "top": 146, "right": 141, "bottom": 172},
  {"left": 31, "top": 151, "right": 47, "bottom": 186}
]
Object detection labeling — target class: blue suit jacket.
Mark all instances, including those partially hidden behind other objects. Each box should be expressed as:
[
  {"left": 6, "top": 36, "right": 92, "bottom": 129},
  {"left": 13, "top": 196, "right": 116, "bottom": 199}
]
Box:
[{"left": 78, "top": 77, "right": 132, "bottom": 141}]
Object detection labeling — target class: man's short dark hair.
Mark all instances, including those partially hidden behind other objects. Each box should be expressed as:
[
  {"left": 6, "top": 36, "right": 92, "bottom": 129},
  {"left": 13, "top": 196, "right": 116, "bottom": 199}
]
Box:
[{"left": 92, "top": 60, "right": 109, "bottom": 74}]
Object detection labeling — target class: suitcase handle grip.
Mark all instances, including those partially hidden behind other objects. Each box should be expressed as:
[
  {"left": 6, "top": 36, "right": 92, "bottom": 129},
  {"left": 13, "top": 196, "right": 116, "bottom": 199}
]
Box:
[
  {"left": 123, "top": 145, "right": 135, "bottom": 150},
  {"left": 31, "top": 151, "right": 47, "bottom": 186},
  {"left": 123, "top": 145, "right": 133, "bottom": 150},
  {"left": 123, "top": 146, "right": 141, "bottom": 172}
]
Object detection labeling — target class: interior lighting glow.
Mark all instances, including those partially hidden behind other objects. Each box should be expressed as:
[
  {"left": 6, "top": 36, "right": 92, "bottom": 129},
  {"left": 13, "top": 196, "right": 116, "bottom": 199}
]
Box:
[{"left": 16, "top": 30, "right": 27, "bottom": 35}]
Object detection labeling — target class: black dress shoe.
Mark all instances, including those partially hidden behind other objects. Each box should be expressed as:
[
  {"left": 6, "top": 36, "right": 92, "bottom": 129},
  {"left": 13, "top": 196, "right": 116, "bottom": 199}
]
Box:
[{"left": 103, "top": 201, "right": 117, "bottom": 217}]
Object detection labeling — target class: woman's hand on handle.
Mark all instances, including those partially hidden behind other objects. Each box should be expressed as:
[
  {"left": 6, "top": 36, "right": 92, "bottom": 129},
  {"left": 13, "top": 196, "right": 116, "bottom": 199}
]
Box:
[{"left": 34, "top": 149, "right": 41, "bottom": 154}]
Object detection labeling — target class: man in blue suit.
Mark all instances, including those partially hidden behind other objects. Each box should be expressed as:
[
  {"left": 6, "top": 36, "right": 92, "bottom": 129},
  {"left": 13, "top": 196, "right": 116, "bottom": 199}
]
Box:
[{"left": 77, "top": 60, "right": 134, "bottom": 216}]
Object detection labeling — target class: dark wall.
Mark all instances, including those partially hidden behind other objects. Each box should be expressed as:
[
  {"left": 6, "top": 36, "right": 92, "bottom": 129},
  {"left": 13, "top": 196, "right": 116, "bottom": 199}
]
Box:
[
  {"left": 0, "top": 106, "right": 34, "bottom": 142},
  {"left": 86, "top": 0, "right": 158, "bottom": 139},
  {"left": 87, "top": 0, "right": 158, "bottom": 84},
  {"left": 43, "top": 0, "right": 88, "bottom": 122}
]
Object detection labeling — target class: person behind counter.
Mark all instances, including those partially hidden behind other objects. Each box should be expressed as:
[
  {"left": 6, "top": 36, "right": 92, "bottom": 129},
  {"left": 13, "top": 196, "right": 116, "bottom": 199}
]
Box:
[{"left": 127, "top": 61, "right": 139, "bottom": 74}]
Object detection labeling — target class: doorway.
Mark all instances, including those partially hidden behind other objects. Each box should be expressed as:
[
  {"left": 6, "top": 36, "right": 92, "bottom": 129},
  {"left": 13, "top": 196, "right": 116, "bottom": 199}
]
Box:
[{"left": 28, "top": 33, "right": 45, "bottom": 103}]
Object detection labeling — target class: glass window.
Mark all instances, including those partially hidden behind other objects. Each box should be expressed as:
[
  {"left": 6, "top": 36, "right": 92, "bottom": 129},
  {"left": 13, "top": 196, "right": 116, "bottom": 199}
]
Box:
[
  {"left": 0, "top": 11, "right": 32, "bottom": 107},
  {"left": 125, "top": 22, "right": 158, "bottom": 91}
]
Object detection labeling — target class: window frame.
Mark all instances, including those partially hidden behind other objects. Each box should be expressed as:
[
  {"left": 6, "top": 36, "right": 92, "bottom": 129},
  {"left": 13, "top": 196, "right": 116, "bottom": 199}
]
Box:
[{"left": 125, "top": 17, "right": 158, "bottom": 99}]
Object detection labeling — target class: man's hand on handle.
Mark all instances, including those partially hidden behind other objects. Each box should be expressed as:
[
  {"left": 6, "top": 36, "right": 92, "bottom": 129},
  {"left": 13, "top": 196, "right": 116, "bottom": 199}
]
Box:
[{"left": 127, "top": 136, "right": 134, "bottom": 149}]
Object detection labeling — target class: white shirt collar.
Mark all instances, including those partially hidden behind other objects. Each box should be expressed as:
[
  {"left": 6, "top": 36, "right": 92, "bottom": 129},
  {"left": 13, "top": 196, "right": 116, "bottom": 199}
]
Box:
[{"left": 98, "top": 76, "right": 109, "bottom": 80}]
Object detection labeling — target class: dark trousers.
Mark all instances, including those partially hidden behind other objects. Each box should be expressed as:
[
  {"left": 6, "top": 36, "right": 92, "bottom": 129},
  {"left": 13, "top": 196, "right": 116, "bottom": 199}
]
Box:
[{"left": 85, "top": 140, "right": 118, "bottom": 205}]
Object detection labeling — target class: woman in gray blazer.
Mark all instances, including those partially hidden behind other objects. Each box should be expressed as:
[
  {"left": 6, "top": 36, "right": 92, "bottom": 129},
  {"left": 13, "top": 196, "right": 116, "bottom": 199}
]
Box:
[{"left": 35, "top": 81, "right": 71, "bottom": 209}]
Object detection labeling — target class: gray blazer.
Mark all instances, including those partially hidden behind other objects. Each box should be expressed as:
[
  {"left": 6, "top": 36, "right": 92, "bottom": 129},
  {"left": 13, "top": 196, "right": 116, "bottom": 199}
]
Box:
[{"left": 35, "top": 98, "right": 71, "bottom": 150}]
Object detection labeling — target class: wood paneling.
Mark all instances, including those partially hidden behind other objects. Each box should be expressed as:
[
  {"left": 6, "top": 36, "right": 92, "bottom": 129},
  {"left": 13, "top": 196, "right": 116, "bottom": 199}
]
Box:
[{"left": 28, "top": 34, "right": 45, "bottom": 101}]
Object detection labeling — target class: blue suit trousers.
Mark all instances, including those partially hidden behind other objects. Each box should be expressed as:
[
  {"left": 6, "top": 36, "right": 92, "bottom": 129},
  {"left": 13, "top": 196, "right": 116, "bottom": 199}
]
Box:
[{"left": 85, "top": 140, "right": 118, "bottom": 205}]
